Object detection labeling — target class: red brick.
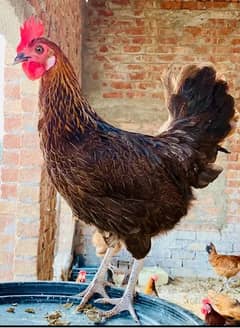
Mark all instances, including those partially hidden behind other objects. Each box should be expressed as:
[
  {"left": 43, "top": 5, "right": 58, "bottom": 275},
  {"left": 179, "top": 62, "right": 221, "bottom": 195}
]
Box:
[
  {"left": 137, "top": 82, "right": 154, "bottom": 90},
  {"left": 231, "top": 39, "right": 240, "bottom": 46},
  {"left": 103, "top": 92, "right": 123, "bottom": 98},
  {"left": 182, "top": 1, "right": 203, "bottom": 9},
  {"left": 19, "top": 167, "right": 41, "bottom": 183},
  {"left": 132, "top": 36, "right": 146, "bottom": 44},
  {"left": 18, "top": 185, "right": 39, "bottom": 203},
  {"left": 103, "top": 63, "right": 115, "bottom": 70},
  {"left": 0, "top": 271, "right": 13, "bottom": 281},
  {"left": 227, "top": 180, "right": 240, "bottom": 188},
  {"left": 21, "top": 96, "right": 38, "bottom": 113},
  {"left": 229, "top": 144, "right": 240, "bottom": 152},
  {"left": 4, "top": 67, "right": 21, "bottom": 81},
  {"left": 89, "top": 0, "right": 106, "bottom": 8},
  {"left": 127, "top": 64, "right": 144, "bottom": 70},
  {"left": 205, "top": 1, "right": 229, "bottom": 9},
  {"left": 159, "top": 1, "right": 182, "bottom": 9},
  {"left": 0, "top": 215, "right": 11, "bottom": 230},
  {"left": 135, "top": 18, "right": 144, "bottom": 27},
  {"left": 3, "top": 135, "right": 21, "bottom": 149},
  {"left": 22, "top": 112, "right": 38, "bottom": 132},
  {"left": 111, "top": 81, "right": 132, "bottom": 89},
  {"left": 227, "top": 216, "right": 239, "bottom": 224},
  {"left": 92, "top": 72, "right": 99, "bottom": 80},
  {"left": 0, "top": 252, "right": 14, "bottom": 267},
  {"left": 126, "top": 91, "right": 146, "bottom": 98},
  {"left": 20, "top": 149, "right": 42, "bottom": 166},
  {"left": 21, "top": 134, "right": 39, "bottom": 148},
  {"left": 15, "top": 258, "right": 37, "bottom": 275},
  {"left": 105, "top": 72, "right": 126, "bottom": 80},
  {"left": 228, "top": 153, "right": 238, "bottom": 161},
  {"left": 151, "top": 92, "right": 163, "bottom": 99},
  {"left": 2, "top": 151, "right": 19, "bottom": 166},
  {"left": 99, "top": 45, "right": 108, "bottom": 52},
  {"left": 184, "top": 27, "right": 202, "bottom": 37},
  {"left": 1, "top": 184, "right": 17, "bottom": 199},
  {"left": 4, "top": 116, "right": 22, "bottom": 133},
  {"left": 112, "top": 0, "right": 130, "bottom": 4},
  {"left": 17, "top": 222, "right": 39, "bottom": 238},
  {"left": 129, "top": 72, "right": 146, "bottom": 80},
  {"left": 125, "top": 27, "right": 144, "bottom": 35},
  {"left": 15, "top": 237, "right": 38, "bottom": 256},
  {"left": 1, "top": 168, "right": 18, "bottom": 182},
  {"left": 4, "top": 83, "right": 20, "bottom": 99},
  {"left": 98, "top": 9, "right": 113, "bottom": 16},
  {"left": 123, "top": 45, "right": 141, "bottom": 53}
]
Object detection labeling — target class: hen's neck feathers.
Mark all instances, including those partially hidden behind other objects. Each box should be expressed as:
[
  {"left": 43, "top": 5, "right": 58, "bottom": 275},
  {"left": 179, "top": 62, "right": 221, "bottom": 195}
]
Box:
[{"left": 38, "top": 45, "right": 98, "bottom": 137}]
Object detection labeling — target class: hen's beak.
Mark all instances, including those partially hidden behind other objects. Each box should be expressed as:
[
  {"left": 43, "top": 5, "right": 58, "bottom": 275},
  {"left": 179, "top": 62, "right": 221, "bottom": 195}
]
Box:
[{"left": 13, "top": 53, "right": 31, "bottom": 65}]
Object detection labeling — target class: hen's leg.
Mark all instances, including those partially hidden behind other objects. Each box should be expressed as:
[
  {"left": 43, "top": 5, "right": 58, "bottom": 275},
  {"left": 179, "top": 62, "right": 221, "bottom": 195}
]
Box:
[
  {"left": 219, "top": 277, "right": 230, "bottom": 292},
  {"left": 76, "top": 247, "right": 115, "bottom": 307},
  {"left": 95, "top": 258, "right": 144, "bottom": 324}
]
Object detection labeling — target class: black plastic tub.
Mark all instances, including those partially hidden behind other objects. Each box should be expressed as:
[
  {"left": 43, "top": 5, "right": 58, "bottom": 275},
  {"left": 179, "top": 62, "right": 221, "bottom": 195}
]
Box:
[{"left": 0, "top": 281, "right": 204, "bottom": 326}]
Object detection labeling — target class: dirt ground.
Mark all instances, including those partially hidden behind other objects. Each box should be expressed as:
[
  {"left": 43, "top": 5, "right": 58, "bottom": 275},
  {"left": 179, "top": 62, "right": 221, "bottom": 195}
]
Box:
[{"left": 144, "top": 276, "right": 240, "bottom": 321}]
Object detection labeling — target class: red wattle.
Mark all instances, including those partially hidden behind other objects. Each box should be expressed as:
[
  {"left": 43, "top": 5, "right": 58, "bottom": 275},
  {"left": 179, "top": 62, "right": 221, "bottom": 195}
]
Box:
[{"left": 22, "top": 61, "right": 46, "bottom": 80}]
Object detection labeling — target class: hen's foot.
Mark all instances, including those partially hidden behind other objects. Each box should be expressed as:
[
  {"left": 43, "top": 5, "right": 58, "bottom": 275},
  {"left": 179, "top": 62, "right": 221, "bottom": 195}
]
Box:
[
  {"left": 76, "top": 279, "right": 110, "bottom": 310},
  {"left": 95, "top": 293, "right": 139, "bottom": 324},
  {"left": 94, "top": 258, "right": 144, "bottom": 324},
  {"left": 75, "top": 247, "right": 115, "bottom": 309}
]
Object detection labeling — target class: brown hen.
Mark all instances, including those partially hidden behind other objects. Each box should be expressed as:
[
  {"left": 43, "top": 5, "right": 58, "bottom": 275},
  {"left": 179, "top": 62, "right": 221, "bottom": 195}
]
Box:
[
  {"left": 206, "top": 242, "right": 240, "bottom": 289},
  {"left": 202, "top": 291, "right": 240, "bottom": 326},
  {"left": 15, "top": 17, "right": 236, "bottom": 324}
]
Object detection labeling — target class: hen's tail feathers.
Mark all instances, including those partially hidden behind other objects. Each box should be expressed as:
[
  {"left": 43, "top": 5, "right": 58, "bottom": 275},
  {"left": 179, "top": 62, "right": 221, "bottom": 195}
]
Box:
[{"left": 164, "top": 65, "right": 237, "bottom": 188}]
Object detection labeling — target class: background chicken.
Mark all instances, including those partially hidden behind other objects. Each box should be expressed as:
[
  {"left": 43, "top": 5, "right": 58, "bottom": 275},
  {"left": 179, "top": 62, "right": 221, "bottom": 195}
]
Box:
[
  {"left": 92, "top": 230, "right": 122, "bottom": 258},
  {"left": 76, "top": 270, "right": 86, "bottom": 283},
  {"left": 206, "top": 242, "right": 240, "bottom": 289},
  {"left": 201, "top": 298, "right": 227, "bottom": 326},
  {"left": 144, "top": 274, "right": 159, "bottom": 297},
  {"left": 15, "top": 16, "right": 236, "bottom": 324},
  {"left": 201, "top": 291, "right": 240, "bottom": 326}
]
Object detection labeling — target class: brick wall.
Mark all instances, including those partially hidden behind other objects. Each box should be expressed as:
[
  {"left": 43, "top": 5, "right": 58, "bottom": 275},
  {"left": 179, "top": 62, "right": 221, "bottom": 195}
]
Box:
[
  {"left": 0, "top": 0, "right": 83, "bottom": 281},
  {"left": 80, "top": 0, "right": 240, "bottom": 277},
  {"left": 26, "top": 0, "right": 83, "bottom": 280},
  {"left": 0, "top": 0, "right": 40, "bottom": 280},
  {"left": 1, "top": 0, "right": 239, "bottom": 281}
]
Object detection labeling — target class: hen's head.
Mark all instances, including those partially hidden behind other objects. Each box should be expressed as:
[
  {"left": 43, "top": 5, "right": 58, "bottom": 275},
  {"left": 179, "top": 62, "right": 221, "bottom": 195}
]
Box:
[
  {"left": 150, "top": 274, "right": 158, "bottom": 282},
  {"left": 206, "top": 242, "right": 216, "bottom": 254},
  {"left": 14, "top": 16, "right": 57, "bottom": 80},
  {"left": 201, "top": 298, "right": 212, "bottom": 316}
]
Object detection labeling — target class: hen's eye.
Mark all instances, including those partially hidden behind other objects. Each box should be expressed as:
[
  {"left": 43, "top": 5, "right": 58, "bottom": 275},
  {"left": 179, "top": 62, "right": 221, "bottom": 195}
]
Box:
[{"left": 35, "top": 45, "right": 44, "bottom": 54}]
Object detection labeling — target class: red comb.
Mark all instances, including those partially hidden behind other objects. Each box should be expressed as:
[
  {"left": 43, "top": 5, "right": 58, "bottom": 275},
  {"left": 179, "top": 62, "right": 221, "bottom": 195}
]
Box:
[
  {"left": 17, "top": 16, "right": 44, "bottom": 52},
  {"left": 150, "top": 274, "right": 159, "bottom": 281}
]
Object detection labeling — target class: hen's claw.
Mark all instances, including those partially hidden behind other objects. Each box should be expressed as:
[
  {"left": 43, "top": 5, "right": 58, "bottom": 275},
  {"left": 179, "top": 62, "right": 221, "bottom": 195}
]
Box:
[
  {"left": 94, "top": 258, "right": 144, "bottom": 324},
  {"left": 95, "top": 297, "right": 119, "bottom": 305},
  {"left": 95, "top": 296, "right": 140, "bottom": 324},
  {"left": 75, "top": 247, "right": 116, "bottom": 309},
  {"left": 77, "top": 280, "right": 110, "bottom": 308}
]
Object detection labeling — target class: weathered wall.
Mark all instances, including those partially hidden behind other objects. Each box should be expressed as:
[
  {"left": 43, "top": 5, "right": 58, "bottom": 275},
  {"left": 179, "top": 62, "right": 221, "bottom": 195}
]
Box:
[
  {"left": 0, "top": 0, "right": 41, "bottom": 280},
  {"left": 26, "top": 0, "right": 83, "bottom": 280},
  {"left": 0, "top": 0, "right": 83, "bottom": 281},
  {"left": 80, "top": 0, "right": 240, "bottom": 277}
]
